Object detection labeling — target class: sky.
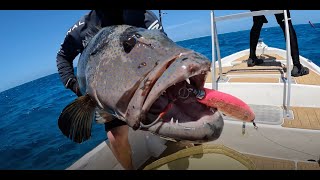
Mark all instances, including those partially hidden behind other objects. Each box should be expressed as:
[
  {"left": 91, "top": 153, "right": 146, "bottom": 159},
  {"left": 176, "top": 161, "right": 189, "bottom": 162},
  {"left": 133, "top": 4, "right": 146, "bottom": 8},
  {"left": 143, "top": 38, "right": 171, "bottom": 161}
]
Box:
[{"left": 0, "top": 10, "right": 320, "bottom": 92}]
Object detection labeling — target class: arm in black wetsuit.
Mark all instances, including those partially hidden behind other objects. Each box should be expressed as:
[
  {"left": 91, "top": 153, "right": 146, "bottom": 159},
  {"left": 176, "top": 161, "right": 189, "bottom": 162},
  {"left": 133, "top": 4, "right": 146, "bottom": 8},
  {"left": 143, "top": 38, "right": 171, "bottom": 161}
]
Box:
[
  {"left": 56, "top": 16, "right": 88, "bottom": 97},
  {"left": 56, "top": 37, "right": 83, "bottom": 96}
]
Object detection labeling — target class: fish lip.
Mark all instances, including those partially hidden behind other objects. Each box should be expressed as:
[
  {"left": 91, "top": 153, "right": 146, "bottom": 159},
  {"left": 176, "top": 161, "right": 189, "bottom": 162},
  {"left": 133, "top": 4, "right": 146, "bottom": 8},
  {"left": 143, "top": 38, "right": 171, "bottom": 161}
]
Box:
[
  {"left": 137, "top": 51, "right": 223, "bottom": 141},
  {"left": 141, "top": 51, "right": 211, "bottom": 117},
  {"left": 124, "top": 51, "right": 196, "bottom": 129}
]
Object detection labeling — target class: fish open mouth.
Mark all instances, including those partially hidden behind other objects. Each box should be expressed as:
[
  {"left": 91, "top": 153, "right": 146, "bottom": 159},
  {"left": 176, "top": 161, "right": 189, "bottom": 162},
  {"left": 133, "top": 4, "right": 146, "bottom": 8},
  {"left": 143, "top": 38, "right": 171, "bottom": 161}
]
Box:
[
  {"left": 138, "top": 51, "right": 224, "bottom": 142},
  {"left": 146, "top": 75, "right": 216, "bottom": 125}
]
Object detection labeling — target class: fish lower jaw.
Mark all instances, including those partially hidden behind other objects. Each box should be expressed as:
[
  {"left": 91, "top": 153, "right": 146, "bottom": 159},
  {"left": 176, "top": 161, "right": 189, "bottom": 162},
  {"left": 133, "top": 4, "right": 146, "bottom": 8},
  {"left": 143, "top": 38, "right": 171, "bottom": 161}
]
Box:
[
  {"left": 145, "top": 111, "right": 224, "bottom": 142},
  {"left": 162, "top": 114, "right": 217, "bottom": 130},
  {"left": 144, "top": 106, "right": 218, "bottom": 130}
]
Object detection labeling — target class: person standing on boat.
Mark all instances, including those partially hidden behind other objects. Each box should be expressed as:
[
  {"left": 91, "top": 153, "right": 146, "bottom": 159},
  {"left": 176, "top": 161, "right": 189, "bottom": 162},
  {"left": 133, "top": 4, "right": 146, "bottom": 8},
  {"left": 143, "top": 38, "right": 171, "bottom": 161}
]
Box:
[
  {"left": 248, "top": 10, "right": 309, "bottom": 77},
  {"left": 56, "top": 10, "right": 165, "bottom": 170}
]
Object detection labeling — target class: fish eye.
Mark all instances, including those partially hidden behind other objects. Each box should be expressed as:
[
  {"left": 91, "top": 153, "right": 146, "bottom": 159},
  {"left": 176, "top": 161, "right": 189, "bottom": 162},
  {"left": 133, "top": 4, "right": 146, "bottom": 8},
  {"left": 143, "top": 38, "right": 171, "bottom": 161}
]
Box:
[{"left": 123, "top": 37, "right": 137, "bottom": 53}]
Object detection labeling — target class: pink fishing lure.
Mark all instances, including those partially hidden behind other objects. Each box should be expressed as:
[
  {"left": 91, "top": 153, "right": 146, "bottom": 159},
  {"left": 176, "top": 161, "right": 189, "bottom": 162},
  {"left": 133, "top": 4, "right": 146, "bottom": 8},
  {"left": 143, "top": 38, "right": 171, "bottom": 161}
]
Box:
[{"left": 197, "top": 88, "right": 255, "bottom": 122}]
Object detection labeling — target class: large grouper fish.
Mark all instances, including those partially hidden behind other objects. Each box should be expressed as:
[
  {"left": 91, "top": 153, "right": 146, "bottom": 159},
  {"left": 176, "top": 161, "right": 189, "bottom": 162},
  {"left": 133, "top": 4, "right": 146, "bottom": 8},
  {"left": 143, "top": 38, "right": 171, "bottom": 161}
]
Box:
[{"left": 58, "top": 25, "right": 255, "bottom": 144}]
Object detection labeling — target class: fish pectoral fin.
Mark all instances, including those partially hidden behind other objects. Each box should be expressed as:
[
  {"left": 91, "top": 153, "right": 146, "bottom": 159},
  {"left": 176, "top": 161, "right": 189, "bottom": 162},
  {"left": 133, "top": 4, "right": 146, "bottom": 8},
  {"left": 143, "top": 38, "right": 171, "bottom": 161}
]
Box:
[{"left": 58, "top": 94, "right": 97, "bottom": 143}]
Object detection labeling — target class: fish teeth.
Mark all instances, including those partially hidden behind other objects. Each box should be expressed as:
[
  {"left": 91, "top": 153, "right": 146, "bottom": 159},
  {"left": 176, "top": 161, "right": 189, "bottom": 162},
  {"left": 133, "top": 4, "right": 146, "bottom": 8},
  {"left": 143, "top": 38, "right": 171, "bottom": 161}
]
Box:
[
  {"left": 176, "top": 119, "right": 179, "bottom": 124},
  {"left": 170, "top": 117, "right": 174, "bottom": 124},
  {"left": 186, "top": 78, "right": 191, "bottom": 84}
]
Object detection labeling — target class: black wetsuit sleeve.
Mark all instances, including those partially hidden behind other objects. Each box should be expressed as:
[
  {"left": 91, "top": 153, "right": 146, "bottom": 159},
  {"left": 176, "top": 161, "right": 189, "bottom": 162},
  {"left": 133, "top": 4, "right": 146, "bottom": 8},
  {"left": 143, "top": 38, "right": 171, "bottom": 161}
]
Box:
[
  {"left": 56, "top": 31, "right": 83, "bottom": 88},
  {"left": 145, "top": 10, "right": 167, "bottom": 36}
]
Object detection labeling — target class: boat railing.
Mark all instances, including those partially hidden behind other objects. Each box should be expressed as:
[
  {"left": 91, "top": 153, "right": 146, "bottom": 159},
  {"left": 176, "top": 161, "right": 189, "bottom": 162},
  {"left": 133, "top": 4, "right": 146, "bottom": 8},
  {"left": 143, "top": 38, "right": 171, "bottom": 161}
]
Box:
[{"left": 210, "top": 10, "right": 293, "bottom": 119}]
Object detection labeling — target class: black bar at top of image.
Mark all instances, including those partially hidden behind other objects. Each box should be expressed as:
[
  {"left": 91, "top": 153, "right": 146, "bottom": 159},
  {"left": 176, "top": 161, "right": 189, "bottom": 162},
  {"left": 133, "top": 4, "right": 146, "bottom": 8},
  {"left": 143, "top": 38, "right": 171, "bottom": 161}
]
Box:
[{"left": 1, "top": 0, "right": 320, "bottom": 10}]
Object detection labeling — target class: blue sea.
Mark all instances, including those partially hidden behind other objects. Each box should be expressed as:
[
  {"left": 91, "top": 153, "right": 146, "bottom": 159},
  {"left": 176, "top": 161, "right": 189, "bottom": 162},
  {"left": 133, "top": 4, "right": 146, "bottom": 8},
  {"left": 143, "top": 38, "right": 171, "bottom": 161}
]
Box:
[{"left": 0, "top": 23, "right": 319, "bottom": 170}]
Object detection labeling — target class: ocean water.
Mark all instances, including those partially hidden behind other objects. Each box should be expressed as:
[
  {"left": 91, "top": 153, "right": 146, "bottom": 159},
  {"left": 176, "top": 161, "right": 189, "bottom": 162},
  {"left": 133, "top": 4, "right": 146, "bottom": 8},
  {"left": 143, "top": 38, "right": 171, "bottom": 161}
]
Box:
[{"left": 0, "top": 23, "right": 319, "bottom": 170}]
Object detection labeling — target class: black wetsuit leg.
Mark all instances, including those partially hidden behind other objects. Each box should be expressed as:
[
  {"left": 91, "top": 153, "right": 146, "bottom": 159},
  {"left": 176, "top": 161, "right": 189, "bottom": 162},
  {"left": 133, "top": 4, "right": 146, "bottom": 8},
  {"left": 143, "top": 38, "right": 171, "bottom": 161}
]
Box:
[
  {"left": 249, "top": 10, "right": 268, "bottom": 59},
  {"left": 275, "top": 11, "right": 301, "bottom": 68}
]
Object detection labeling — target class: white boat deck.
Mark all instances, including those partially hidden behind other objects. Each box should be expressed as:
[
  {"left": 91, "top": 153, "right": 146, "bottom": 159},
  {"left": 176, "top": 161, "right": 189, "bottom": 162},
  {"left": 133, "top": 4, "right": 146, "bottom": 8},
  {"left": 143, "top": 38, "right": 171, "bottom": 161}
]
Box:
[{"left": 206, "top": 50, "right": 320, "bottom": 130}]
